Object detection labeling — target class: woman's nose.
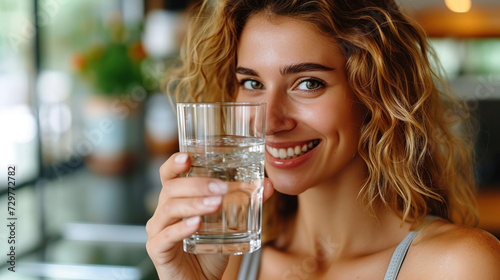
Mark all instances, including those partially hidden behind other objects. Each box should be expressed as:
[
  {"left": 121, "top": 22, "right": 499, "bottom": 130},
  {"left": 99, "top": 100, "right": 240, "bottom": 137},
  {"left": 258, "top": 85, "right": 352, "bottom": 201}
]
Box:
[{"left": 264, "top": 94, "right": 296, "bottom": 136}]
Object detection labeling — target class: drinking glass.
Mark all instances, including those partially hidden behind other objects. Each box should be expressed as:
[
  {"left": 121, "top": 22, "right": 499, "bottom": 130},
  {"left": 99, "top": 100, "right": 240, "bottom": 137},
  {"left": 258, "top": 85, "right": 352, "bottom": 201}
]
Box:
[{"left": 177, "top": 102, "right": 266, "bottom": 254}]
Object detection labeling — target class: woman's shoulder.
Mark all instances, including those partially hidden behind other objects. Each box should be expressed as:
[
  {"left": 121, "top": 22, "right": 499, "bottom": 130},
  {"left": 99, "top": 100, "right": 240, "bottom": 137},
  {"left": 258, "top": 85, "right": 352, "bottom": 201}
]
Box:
[{"left": 404, "top": 219, "right": 500, "bottom": 279}]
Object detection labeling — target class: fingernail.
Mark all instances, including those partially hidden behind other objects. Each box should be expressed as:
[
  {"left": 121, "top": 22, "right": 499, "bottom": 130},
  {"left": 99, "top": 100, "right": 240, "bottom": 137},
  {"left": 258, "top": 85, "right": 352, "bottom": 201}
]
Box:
[
  {"left": 208, "top": 181, "right": 228, "bottom": 194},
  {"left": 175, "top": 153, "right": 188, "bottom": 164},
  {"left": 203, "top": 196, "right": 222, "bottom": 206},
  {"left": 186, "top": 216, "right": 200, "bottom": 227}
]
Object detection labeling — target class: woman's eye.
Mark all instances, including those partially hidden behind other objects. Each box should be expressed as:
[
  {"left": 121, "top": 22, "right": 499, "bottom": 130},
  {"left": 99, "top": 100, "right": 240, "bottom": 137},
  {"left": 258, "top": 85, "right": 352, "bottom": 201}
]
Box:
[
  {"left": 241, "top": 80, "right": 264, "bottom": 90},
  {"left": 297, "top": 79, "right": 324, "bottom": 90}
]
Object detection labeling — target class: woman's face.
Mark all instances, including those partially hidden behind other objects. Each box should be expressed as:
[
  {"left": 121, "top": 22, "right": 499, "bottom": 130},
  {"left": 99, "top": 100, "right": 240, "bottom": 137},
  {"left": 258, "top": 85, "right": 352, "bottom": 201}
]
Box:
[{"left": 236, "top": 13, "right": 366, "bottom": 195}]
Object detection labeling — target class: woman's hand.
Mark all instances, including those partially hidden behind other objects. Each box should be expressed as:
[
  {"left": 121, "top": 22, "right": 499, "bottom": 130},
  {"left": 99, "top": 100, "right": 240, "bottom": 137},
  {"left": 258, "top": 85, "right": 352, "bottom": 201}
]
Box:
[{"left": 146, "top": 153, "right": 274, "bottom": 280}]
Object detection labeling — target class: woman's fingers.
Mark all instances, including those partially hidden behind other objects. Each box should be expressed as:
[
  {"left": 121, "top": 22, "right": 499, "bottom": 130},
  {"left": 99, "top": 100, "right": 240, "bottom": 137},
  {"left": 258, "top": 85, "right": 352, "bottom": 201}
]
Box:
[
  {"left": 159, "top": 153, "right": 191, "bottom": 185},
  {"left": 146, "top": 216, "right": 201, "bottom": 264},
  {"left": 147, "top": 195, "right": 222, "bottom": 236},
  {"left": 158, "top": 152, "right": 228, "bottom": 197},
  {"left": 263, "top": 177, "right": 274, "bottom": 202},
  {"left": 162, "top": 177, "right": 228, "bottom": 199}
]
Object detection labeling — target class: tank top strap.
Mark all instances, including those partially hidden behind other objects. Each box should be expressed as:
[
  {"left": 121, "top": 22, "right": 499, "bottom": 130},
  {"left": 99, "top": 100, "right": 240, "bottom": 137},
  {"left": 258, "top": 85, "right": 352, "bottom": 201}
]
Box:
[
  {"left": 237, "top": 248, "right": 262, "bottom": 280},
  {"left": 383, "top": 231, "right": 419, "bottom": 280}
]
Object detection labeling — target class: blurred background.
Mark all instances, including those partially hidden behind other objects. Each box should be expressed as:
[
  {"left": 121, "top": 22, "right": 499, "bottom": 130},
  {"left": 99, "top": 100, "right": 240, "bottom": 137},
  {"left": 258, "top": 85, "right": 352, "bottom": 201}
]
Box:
[{"left": 0, "top": 0, "right": 499, "bottom": 279}]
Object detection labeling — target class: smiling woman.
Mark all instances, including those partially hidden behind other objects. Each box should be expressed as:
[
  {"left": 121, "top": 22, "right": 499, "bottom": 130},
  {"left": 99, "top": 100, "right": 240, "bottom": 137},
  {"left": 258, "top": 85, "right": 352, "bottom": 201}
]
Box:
[{"left": 147, "top": 0, "right": 500, "bottom": 279}]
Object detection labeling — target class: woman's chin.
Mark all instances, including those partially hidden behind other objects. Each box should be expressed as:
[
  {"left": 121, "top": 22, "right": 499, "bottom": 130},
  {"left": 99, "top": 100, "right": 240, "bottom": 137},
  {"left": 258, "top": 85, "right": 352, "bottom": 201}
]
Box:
[{"left": 269, "top": 180, "right": 307, "bottom": 196}]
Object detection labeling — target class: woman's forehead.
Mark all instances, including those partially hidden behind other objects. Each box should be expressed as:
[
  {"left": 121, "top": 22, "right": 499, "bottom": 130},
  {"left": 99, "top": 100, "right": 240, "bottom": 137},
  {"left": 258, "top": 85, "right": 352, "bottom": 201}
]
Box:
[{"left": 237, "top": 13, "right": 344, "bottom": 66}]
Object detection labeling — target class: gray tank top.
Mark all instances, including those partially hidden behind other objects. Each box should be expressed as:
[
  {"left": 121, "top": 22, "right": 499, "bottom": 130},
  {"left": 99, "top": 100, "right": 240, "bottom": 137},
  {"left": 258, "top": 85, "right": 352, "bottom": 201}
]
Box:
[{"left": 237, "top": 231, "right": 418, "bottom": 280}]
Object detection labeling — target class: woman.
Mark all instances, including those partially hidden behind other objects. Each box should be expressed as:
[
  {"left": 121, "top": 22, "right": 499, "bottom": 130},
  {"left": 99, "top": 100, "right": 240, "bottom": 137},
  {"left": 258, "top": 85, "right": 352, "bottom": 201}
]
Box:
[{"left": 146, "top": 0, "right": 500, "bottom": 279}]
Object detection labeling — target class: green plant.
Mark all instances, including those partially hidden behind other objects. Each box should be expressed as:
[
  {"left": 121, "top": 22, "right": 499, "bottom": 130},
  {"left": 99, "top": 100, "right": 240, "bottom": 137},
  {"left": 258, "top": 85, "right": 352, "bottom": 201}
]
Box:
[{"left": 72, "top": 16, "right": 147, "bottom": 96}]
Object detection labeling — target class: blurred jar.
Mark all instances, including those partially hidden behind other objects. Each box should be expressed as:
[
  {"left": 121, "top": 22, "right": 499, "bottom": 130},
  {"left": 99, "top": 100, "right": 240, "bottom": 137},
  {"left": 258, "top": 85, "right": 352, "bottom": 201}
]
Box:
[{"left": 82, "top": 92, "right": 144, "bottom": 175}]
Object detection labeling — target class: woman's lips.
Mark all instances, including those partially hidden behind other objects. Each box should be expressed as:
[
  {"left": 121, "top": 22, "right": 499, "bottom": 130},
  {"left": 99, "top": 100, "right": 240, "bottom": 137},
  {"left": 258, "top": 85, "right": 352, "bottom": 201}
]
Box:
[{"left": 265, "top": 139, "right": 320, "bottom": 169}]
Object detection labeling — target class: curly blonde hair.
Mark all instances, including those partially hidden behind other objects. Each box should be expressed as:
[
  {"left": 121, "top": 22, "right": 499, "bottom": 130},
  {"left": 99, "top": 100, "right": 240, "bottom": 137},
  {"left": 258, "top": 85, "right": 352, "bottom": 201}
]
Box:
[{"left": 167, "top": 0, "right": 478, "bottom": 243}]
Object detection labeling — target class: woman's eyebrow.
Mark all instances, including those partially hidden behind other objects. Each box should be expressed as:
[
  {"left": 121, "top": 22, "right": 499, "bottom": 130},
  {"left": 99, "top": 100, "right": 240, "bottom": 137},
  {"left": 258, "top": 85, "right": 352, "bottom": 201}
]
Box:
[
  {"left": 235, "top": 63, "right": 334, "bottom": 77},
  {"left": 280, "top": 63, "right": 335, "bottom": 75},
  {"left": 235, "top": 67, "right": 259, "bottom": 76}
]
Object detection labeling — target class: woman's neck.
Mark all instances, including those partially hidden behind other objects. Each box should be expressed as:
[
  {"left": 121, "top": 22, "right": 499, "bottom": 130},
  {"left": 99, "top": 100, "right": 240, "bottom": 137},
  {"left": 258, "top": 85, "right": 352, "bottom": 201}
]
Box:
[{"left": 285, "top": 154, "right": 411, "bottom": 262}]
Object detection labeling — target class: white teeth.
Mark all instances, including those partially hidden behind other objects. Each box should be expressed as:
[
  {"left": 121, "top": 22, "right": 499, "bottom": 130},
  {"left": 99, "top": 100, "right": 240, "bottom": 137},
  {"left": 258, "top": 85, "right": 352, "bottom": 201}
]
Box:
[
  {"left": 271, "top": 147, "right": 279, "bottom": 158},
  {"left": 267, "top": 140, "right": 319, "bottom": 160},
  {"left": 279, "top": 148, "right": 287, "bottom": 159},
  {"left": 294, "top": 146, "right": 301, "bottom": 155}
]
